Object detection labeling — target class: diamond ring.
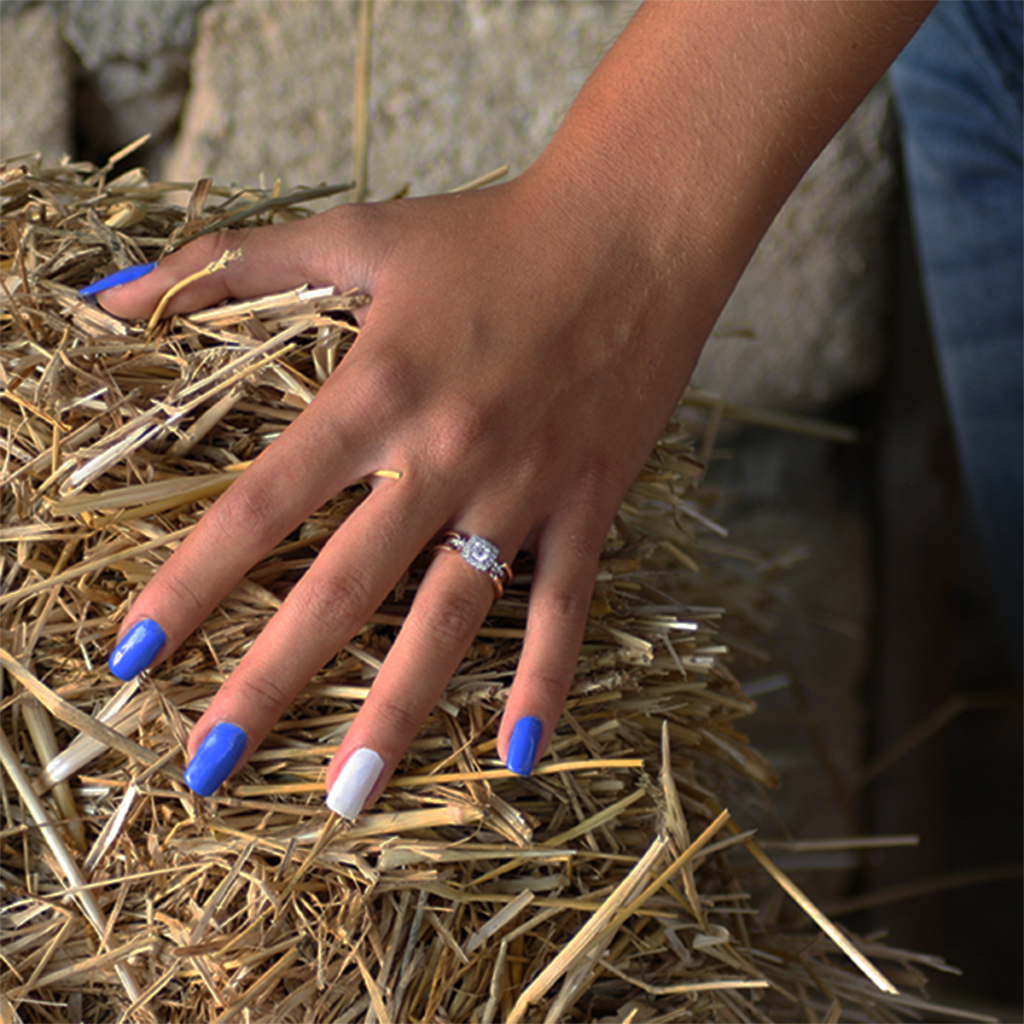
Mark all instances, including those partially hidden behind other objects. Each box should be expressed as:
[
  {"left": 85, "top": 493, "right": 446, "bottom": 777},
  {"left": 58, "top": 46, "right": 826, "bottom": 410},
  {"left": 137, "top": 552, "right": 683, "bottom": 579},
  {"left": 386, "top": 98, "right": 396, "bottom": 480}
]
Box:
[{"left": 433, "top": 531, "right": 512, "bottom": 600}]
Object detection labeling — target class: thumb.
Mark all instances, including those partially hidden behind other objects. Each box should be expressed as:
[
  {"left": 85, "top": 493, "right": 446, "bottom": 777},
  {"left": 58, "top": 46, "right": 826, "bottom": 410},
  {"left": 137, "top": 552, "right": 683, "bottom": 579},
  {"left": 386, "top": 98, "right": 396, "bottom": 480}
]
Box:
[{"left": 96, "top": 208, "right": 380, "bottom": 321}]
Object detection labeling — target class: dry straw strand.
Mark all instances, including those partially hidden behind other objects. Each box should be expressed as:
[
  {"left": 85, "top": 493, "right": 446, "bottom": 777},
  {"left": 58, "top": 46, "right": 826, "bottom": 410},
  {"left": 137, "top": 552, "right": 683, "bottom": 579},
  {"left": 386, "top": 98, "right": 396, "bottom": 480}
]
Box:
[{"left": 0, "top": 149, "right": 968, "bottom": 1023}]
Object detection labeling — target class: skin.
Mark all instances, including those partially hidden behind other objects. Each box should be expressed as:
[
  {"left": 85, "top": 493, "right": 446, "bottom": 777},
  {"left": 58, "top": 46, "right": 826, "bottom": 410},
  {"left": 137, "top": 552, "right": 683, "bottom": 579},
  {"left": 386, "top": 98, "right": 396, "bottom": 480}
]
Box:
[{"left": 100, "top": 1, "right": 934, "bottom": 810}]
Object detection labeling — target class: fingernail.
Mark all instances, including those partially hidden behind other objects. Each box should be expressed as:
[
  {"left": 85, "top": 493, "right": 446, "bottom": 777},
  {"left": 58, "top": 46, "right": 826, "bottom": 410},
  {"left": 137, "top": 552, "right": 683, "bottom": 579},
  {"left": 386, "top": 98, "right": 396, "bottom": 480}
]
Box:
[
  {"left": 506, "top": 716, "right": 543, "bottom": 777},
  {"left": 184, "top": 723, "right": 248, "bottom": 796},
  {"left": 326, "top": 748, "right": 385, "bottom": 819},
  {"left": 108, "top": 619, "right": 166, "bottom": 680},
  {"left": 79, "top": 261, "right": 158, "bottom": 297}
]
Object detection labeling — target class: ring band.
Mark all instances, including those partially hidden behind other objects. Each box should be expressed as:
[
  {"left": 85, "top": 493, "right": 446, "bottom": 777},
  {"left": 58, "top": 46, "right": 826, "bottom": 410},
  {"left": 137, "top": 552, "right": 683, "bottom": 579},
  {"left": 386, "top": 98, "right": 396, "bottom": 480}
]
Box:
[{"left": 433, "top": 531, "right": 512, "bottom": 601}]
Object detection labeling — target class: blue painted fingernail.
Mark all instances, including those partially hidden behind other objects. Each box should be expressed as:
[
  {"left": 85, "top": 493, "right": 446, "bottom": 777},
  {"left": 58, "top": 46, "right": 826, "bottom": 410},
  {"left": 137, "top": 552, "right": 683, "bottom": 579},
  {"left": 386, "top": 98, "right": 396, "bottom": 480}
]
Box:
[
  {"left": 184, "top": 723, "right": 249, "bottom": 797},
  {"left": 506, "top": 716, "right": 544, "bottom": 777},
  {"left": 79, "top": 261, "right": 158, "bottom": 296},
  {"left": 108, "top": 619, "right": 166, "bottom": 680}
]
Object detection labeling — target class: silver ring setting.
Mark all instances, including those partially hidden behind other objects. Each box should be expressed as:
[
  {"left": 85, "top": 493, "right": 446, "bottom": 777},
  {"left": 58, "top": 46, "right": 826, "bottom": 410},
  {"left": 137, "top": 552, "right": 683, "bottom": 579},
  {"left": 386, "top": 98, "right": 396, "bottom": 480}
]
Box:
[{"left": 434, "top": 531, "right": 512, "bottom": 600}]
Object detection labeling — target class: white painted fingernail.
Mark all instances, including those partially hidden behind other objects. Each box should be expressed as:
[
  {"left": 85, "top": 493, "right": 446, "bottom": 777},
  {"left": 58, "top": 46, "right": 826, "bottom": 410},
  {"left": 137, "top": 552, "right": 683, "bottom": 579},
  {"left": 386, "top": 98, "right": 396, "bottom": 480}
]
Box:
[{"left": 326, "top": 748, "right": 385, "bottom": 819}]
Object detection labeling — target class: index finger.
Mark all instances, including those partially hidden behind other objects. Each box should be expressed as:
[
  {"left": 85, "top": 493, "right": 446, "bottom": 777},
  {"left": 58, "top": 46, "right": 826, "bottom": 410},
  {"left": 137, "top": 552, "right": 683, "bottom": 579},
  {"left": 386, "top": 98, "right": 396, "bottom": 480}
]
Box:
[{"left": 105, "top": 338, "right": 393, "bottom": 682}]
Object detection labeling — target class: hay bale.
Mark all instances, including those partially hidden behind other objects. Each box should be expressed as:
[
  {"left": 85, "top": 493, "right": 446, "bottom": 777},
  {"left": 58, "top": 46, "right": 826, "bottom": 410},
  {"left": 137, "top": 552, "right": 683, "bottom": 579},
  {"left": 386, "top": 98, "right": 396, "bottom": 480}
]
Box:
[{"left": 1, "top": 152, "right": 978, "bottom": 1024}]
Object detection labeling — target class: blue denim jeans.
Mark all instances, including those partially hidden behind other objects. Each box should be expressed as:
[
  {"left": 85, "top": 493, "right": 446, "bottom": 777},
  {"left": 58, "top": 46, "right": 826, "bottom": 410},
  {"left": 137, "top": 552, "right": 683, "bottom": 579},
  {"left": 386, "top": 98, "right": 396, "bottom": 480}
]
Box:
[{"left": 890, "top": 0, "right": 1023, "bottom": 665}]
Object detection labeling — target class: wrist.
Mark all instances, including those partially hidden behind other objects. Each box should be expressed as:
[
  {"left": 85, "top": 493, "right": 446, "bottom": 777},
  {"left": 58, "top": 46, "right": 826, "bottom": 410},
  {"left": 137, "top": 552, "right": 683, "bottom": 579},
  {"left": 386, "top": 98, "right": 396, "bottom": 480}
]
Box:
[{"left": 522, "top": 0, "right": 934, "bottom": 347}]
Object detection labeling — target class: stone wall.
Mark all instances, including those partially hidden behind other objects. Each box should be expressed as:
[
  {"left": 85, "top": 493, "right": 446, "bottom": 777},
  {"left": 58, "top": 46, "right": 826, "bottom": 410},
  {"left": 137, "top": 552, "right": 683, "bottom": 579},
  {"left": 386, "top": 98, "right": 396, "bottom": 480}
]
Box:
[{"left": 0, "top": 3, "right": 72, "bottom": 161}]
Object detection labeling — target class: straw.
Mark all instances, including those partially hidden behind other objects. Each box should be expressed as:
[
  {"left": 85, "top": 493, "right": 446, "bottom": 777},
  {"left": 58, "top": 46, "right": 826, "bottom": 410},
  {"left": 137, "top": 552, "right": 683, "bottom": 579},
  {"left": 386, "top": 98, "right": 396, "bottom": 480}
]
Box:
[{"left": 0, "top": 149, "right": 974, "bottom": 1023}]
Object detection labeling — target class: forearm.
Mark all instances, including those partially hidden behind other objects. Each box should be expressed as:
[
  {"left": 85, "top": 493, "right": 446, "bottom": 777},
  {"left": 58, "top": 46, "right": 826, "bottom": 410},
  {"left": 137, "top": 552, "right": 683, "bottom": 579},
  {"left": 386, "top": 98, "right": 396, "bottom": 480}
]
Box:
[{"left": 528, "top": 0, "right": 934, "bottom": 347}]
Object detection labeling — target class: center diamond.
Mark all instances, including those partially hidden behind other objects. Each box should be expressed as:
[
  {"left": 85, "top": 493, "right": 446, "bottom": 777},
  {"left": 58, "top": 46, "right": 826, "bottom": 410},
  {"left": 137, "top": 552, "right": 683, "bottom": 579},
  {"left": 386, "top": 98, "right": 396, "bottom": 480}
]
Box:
[{"left": 462, "top": 535, "right": 498, "bottom": 573}]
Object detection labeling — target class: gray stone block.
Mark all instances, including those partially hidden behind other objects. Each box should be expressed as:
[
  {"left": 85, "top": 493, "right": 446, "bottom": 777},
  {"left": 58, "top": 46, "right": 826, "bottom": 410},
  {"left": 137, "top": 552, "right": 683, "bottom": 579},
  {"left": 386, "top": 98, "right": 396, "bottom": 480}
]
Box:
[
  {"left": 0, "top": 3, "right": 73, "bottom": 161},
  {"left": 61, "top": 0, "right": 205, "bottom": 69},
  {"left": 77, "top": 48, "right": 192, "bottom": 166},
  {"left": 166, "top": 0, "right": 636, "bottom": 193},
  {"left": 693, "top": 84, "right": 898, "bottom": 412}
]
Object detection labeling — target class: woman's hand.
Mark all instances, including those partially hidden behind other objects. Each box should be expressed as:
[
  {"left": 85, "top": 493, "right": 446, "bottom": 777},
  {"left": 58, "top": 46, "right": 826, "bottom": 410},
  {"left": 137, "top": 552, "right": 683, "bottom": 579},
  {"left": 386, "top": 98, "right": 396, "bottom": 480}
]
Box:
[
  {"left": 99, "top": 171, "right": 706, "bottom": 814},
  {"left": 98, "top": 0, "right": 930, "bottom": 815}
]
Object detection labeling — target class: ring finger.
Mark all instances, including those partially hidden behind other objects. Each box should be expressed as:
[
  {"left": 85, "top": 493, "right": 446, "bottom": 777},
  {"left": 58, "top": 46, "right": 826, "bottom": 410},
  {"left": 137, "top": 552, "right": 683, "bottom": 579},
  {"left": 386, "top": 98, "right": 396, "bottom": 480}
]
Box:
[{"left": 323, "top": 522, "right": 522, "bottom": 818}]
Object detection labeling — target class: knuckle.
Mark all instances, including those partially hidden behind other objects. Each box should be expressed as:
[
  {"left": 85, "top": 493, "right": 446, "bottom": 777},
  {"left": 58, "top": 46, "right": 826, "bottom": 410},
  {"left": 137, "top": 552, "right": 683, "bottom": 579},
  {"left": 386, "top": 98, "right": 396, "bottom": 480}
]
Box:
[
  {"left": 358, "top": 348, "right": 414, "bottom": 398},
  {"left": 415, "top": 587, "right": 485, "bottom": 650},
  {"left": 293, "top": 566, "right": 377, "bottom": 638},
  {"left": 358, "top": 352, "right": 419, "bottom": 420},
  {"left": 368, "top": 695, "right": 422, "bottom": 741},
  {"left": 155, "top": 567, "right": 208, "bottom": 624},
  {"left": 573, "top": 454, "right": 619, "bottom": 507},
  {"left": 234, "top": 672, "right": 294, "bottom": 723},
  {"left": 178, "top": 229, "right": 236, "bottom": 265},
  {"left": 324, "top": 346, "right": 419, "bottom": 431},
  {"left": 212, "top": 475, "right": 283, "bottom": 550},
  {"left": 424, "top": 403, "right": 492, "bottom": 476},
  {"left": 522, "top": 665, "right": 573, "bottom": 701},
  {"left": 319, "top": 201, "right": 386, "bottom": 240},
  {"left": 540, "top": 584, "right": 593, "bottom": 629}
]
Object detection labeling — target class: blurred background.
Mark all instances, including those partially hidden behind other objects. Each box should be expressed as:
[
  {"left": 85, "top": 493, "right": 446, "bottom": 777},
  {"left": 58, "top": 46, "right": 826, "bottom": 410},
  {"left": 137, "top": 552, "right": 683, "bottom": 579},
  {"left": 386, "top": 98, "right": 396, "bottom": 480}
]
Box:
[{"left": 2, "top": 1, "right": 1020, "bottom": 1017}]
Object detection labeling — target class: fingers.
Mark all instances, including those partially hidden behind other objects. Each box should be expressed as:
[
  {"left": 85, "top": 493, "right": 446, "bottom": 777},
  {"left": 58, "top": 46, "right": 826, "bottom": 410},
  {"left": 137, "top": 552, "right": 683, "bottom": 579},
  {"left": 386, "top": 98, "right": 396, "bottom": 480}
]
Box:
[
  {"left": 322, "top": 515, "right": 602, "bottom": 820},
  {"left": 498, "top": 522, "right": 603, "bottom": 777},
  {"left": 324, "top": 524, "right": 522, "bottom": 818},
  {"left": 107, "top": 361, "right": 389, "bottom": 681},
  {"left": 184, "top": 480, "right": 456, "bottom": 798},
  {"left": 94, "top": 206, "right": 384, "bottom": 321}
]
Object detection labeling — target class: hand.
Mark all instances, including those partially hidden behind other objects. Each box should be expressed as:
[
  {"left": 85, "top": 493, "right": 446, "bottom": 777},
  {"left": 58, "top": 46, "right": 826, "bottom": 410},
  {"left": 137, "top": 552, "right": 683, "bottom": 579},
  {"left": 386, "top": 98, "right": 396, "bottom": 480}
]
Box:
[
  {"left": 99, "top": 0, "right": 929, "bottom": 816},
  {"left": 100, "top": 170, "right": 706, "bottom": 814}
]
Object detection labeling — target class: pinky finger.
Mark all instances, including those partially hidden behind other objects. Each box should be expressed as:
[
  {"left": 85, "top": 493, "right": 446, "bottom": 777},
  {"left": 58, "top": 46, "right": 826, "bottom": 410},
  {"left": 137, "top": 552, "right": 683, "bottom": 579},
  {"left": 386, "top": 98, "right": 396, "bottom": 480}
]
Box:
[{"left": 498, "top": 528, "right": 602, "bottom": 776}]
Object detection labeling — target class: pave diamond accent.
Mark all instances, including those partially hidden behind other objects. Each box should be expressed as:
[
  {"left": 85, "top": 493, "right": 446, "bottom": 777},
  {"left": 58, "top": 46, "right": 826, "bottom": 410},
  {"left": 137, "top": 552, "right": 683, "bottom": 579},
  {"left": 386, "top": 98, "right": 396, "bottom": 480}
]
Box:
[
  {"left": 434, "top": 532, "right": 511, "bottom": 599},
  {"left": 461, "top": 535, "right": 499, "bottom": 574}
]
